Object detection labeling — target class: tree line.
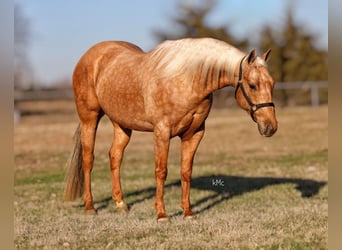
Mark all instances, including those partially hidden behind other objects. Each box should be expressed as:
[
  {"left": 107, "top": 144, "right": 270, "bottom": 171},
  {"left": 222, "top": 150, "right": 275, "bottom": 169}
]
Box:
[
  {"left": 153, "top": 1, "right": 327, "bottom": 106},
  {"left": 15, "top": 1, "right": 327, "bottom": 106}
]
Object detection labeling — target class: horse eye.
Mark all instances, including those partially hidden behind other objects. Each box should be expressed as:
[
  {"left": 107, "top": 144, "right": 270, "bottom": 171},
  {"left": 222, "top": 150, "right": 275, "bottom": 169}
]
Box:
[{"left": 249, "top": 83, "right": 256, "bottom": 90}]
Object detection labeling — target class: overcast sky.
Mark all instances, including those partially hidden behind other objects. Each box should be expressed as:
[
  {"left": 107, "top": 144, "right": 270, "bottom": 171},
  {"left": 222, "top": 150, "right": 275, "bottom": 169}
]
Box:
[{"left": 16, "top": 0, "right": 328, "bottom": 86}]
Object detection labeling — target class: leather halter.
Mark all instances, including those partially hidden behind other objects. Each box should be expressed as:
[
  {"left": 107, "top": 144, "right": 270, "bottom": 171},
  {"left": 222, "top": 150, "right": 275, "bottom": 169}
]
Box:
[{"left": 234, "top": 56, "right": 275, "bottom": 122}]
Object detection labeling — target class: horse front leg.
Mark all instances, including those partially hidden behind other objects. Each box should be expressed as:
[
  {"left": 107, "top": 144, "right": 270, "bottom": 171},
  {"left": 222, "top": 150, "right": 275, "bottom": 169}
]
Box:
[
  {"left": 153, "top": 125, "right": 170, "bottom": 222},
  {"left": 180, "top": 124, "right": 205, "bottom": 219}
]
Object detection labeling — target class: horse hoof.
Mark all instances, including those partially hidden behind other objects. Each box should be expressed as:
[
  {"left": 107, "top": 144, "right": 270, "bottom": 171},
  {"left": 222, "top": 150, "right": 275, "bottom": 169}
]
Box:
[
  {"left": 116, "top": 201, "right": 129, "bottom": 213},
  {"left": 184, "top": 214, "right": 196, "bottom": 220},
  {"left": 84, "top": 209, "right": 97, "bottom": 215},
  {"left": 184, "top": 211, "right": 195, "bottom": 220},
  {"left": 157, "top": 214, "right": 170, "bottom": 223}
]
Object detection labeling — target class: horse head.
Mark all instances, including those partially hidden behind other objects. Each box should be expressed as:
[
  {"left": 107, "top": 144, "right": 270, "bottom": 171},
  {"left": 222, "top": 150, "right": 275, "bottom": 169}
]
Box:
[{"left": 235, "top": 49, "right": 278, "bottom": 137}]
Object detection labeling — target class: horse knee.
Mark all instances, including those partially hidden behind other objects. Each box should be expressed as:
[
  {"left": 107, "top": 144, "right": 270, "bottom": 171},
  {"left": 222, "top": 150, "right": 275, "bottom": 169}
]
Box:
[
  {"left": 181, "top": 169, "right": 192, "bottom": 182},
  {"left": 155, "top": 168, "right": 168, "bottom": 181}
]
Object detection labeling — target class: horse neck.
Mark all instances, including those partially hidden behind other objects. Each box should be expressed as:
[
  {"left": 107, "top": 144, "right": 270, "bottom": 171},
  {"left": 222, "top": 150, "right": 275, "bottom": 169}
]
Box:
[{"left": 193, "top": 57, "right": 242, "bottom": 98}]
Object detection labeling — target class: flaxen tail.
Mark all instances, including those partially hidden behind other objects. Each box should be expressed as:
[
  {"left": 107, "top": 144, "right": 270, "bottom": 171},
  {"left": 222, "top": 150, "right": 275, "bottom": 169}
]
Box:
[{"left": 63, "top": 124, "right": 84, "bottom": 201}]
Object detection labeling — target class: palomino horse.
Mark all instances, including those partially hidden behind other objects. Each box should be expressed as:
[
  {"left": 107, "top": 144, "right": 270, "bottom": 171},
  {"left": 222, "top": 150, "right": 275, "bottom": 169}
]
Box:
[{"left": 64, "top": 38, "right": 277, "bottom": 221}]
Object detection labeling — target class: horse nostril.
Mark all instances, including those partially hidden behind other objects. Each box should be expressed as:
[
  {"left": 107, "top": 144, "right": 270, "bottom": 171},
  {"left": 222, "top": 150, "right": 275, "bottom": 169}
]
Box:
[
  {"left": 265, "top": 123, "right": 277, "bottom": 137},
  {"left": 265, "top": 124, "right": 272, "bottom": 136},
  {"left": 258, "top": 122, "right": 276, "bottom": 137}
]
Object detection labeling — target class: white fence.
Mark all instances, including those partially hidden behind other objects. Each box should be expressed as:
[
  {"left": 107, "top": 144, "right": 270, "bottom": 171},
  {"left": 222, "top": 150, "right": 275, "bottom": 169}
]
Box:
[
  {"left": 15, "top": 81, "right": 328, "bottom": 107},
  {"left": 274, "top": 81, "right": 327, "bottom": 107}
]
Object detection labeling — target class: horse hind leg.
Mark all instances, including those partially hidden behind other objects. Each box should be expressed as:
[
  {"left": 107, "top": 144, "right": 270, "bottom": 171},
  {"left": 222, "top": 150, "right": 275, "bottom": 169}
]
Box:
[
  {"left": 73, "top": 58, "right": 104, "bottom": 214},
  {"left": 80, "top": 111, "right": 103, "bottom": 214},
  {"left": 109, "top": 123, "right": 132, "bottom": 212}
]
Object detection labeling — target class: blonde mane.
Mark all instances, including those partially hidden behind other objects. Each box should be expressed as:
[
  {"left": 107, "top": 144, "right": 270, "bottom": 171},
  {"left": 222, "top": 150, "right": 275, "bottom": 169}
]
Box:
[{"left": 149, "top": 38, "right": 245, "bottom": 84}]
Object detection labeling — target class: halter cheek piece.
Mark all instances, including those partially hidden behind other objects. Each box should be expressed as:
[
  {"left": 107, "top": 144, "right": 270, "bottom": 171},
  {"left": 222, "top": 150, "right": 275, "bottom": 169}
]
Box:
[{"left": 234, "top": 56, "right": 275, "bottom": 122}]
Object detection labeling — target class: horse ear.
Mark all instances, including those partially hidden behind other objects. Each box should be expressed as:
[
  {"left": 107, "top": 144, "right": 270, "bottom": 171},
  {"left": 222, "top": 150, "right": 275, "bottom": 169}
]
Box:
[
  {"left": 261, "top": 49, "right": 272, "bottom": 62},
  {"left": 247, "top": 49, "right": 257, "bottom": 64}
]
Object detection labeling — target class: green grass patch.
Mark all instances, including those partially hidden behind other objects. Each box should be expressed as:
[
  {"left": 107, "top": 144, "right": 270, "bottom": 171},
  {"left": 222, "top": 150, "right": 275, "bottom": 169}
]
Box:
[
  {"left": 14, "top": 106, "right": 328, "bottom": 249},
  {"left": 15, "top": 171, "right": 65, "bottom": 186},
  {"left": 273, "top": 149, "right": 327, "bottom": 166}
]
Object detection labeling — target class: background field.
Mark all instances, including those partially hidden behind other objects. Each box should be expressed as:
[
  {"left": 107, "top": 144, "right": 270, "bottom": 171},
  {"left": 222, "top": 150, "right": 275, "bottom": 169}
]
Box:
[{"left": 14, "top": 101, "right": 328, "bottom": 249}]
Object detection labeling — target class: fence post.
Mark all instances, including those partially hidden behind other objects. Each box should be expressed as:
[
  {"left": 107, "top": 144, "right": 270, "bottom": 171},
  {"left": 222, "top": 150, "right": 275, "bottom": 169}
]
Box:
[{"left": 311, "top": 84, "right": 319, "bottom": 107}]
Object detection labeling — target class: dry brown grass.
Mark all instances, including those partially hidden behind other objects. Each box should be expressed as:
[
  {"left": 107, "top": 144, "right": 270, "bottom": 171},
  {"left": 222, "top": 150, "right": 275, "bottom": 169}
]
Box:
[{"left": 14, "top": 101, "right": 327, "bottom": 249}]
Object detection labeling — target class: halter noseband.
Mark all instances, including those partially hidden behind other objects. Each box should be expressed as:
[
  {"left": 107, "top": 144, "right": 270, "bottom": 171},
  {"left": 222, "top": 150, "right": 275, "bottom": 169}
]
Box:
[{"left": 234, "top": 56, "right": 275, "bottom": 122}]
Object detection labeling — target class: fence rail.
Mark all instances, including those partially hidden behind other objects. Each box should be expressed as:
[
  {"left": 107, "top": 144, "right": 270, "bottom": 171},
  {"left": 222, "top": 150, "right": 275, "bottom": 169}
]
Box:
[
  {"left": 15, "top": 81, "right": 328, "bottom": 107},
  {"left": 274, "top": 81, "right": 327, "bottom": 107},
  {"left": 14, "top": 89, "right": 74, "bottom": 101}
]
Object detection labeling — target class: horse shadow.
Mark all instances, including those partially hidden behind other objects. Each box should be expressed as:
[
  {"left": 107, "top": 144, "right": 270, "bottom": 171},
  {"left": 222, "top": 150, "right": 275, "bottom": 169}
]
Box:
[{"left": 94, "top": 174, "right": 326, "bottom": 216}]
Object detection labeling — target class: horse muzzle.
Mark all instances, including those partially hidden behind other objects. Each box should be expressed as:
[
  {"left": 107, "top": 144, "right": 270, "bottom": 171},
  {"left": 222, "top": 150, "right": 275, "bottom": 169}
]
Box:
[{"left": 257, "top": 120, "right": 277, "bottom": 137}]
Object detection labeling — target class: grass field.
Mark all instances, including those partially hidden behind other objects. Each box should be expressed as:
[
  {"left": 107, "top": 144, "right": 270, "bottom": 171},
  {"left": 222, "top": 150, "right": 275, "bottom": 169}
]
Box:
[{"left": 14, "top": 101, "right": 328, "bottom": 249}]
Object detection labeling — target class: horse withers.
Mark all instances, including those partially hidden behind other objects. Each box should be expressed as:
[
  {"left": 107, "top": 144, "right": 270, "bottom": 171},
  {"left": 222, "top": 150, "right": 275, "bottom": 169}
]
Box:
[{"left": 64, "top": 38, "right": 277, "bottom": 222}]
